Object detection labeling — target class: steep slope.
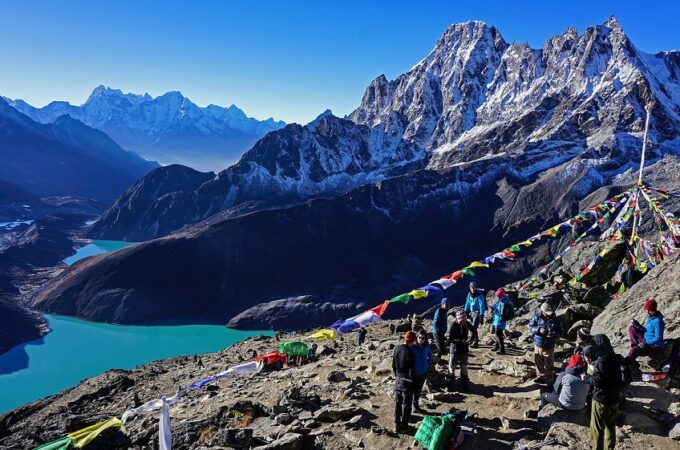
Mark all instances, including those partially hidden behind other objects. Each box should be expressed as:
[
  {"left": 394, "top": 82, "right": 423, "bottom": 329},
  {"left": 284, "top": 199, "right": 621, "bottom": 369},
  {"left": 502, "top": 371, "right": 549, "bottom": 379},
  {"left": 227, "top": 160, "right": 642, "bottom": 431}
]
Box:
[
  {"left": 5, "top": 87, "right": 286, "bottom": 171},
  {"left": 0, "top": 98, "right": 158, "bottom": 206},
  {"left": 91, "top": 18, "right": 680, "bottom": 242},
  {"left": 89, "top": 115, "right": 424, "bottom": 241}
]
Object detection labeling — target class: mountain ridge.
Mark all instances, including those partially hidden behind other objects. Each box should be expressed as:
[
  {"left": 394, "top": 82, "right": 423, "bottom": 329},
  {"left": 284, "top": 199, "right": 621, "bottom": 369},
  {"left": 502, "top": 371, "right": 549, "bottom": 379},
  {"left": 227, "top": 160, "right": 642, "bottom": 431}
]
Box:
[{"left": 3, "top": 87, "right": 286, "bottom": 171}]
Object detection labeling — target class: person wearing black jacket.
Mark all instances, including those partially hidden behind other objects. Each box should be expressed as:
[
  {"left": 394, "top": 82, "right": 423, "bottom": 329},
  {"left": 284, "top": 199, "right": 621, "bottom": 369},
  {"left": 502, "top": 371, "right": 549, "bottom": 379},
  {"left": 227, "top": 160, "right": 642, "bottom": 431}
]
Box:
[
  {"left": 392, "top": 331, "right": 416, "bottom": 433},
  {"left": 583, "top": 346, "right": 625, "bottom": 450},
  {"left": 447, "top": 310, "right": 474, "bottom": 390}
]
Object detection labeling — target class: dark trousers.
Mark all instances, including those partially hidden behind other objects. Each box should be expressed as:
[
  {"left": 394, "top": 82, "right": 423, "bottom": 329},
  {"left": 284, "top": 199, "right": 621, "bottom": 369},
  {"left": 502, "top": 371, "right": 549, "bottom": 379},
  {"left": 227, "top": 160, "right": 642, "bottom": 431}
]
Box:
[
  {"left": 493, "top": 327, "right": 505, "bottom": 352},
  {"left": 591, "top": 400, "right": 618, "bottom": 450},
  {"left": 627, "top": 324, "right": 661, "bottom": 360},
  {"left": 540, "top": 392, "right": 562, "bottom": 409},
  {"left": 394, "top": 386, "right": 414, "bottom": 427},
  {"left": 412, "top": 373, "right": 427, "bottom": 407},
  {"left": 434, "top": 333, "right": 446, "bottom": 356},
  {"left": 469, "top": 312, "right": 480, "bottom": 345}
]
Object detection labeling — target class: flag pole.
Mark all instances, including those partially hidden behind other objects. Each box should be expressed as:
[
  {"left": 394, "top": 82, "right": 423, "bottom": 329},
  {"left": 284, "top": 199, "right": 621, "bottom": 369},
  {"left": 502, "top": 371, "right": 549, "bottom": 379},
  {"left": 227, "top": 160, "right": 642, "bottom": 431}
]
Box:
[{"left": 630, "top": 104, "right": 653, "bottom": 245}]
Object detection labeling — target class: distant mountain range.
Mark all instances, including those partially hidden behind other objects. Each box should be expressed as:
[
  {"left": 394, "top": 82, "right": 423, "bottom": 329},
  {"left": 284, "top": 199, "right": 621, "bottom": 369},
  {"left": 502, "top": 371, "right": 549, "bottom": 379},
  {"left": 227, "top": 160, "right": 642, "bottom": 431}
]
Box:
[
  {"left": 28, "top": 18, "right": 680, "bottom": 331},
  {"left": 0, "top": 98, "right": 158, "bottom": 210},
  {"left": 4, "top": 87, "right": 286, "bottom": 172}
]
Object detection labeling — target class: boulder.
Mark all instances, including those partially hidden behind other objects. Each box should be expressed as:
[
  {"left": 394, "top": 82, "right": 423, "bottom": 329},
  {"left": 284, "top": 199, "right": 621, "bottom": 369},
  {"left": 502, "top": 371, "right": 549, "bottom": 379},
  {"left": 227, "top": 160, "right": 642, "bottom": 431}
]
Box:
[
  {"left": 566, "top": 320, "right": 592, "bottom": 341},
  {"left": 313, "top": 405, "right": 368, "bottom": 422},
  {"left": 483, "top": 359, "right": 533, "bottom": 379},
  {"left": 537, "top": 403, "right": 588, "bottom": 432},
  {"left": 327, "top": 371, "right": 349, "bottom": 383},
  {"left": 556, "top": 304, "right": 603, "bottom": 332},
  {"left": 253, "top": 432, "right": 303, "bottom": 450}
]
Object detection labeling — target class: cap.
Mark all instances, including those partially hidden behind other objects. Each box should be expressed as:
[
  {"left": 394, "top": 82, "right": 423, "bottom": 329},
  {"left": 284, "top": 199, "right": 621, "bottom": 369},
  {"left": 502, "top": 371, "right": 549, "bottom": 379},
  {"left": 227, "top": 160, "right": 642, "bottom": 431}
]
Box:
[
  {"left": 404, "top": 331, "right": 416, "bottom": 344},
  {"left": 582, "top": 345, "right": 595, "bottom": 359},
  {"left": 643, "top": 298, "right": 657, "bottom": 312},
  {"left": 495, "top": 288, "right": 506, "bottom": 298},
  {"left": 577, "top": 327, "right": 591, "bottom": 341},
  {"left": 567, "top": 354, "right": 587, "bottom": 369},
  {"left": 540, "top": 302, "right": 553, "bottom": 314},
  {"left": 469, "top": 281, "right": 476, "bottom": 288},
  {"left": 441, "top": 297, "right": 450, "bottom": 307}
]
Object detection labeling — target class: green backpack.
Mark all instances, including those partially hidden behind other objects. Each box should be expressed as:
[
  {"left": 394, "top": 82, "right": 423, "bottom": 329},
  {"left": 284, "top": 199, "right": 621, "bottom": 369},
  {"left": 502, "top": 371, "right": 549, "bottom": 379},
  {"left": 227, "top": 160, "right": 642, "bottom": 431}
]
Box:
[{"left": 415, "top": 414, "right": 457, "bottom": 450}]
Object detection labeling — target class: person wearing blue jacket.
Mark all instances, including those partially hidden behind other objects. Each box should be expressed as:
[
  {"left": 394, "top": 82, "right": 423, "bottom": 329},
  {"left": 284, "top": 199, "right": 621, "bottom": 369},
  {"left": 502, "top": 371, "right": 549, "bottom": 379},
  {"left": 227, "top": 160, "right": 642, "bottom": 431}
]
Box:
[
  {"left": 627, "top": 298, "right": 665, "bottom": 363},
  {"left": 491, "top": 288, "right": 513, "bottom": 355},
  {"left": 528, "top": 302, "right": 564, "bottom": 384},
  {"left": 411, "top": 329, "right": 432, "bottom": 412},
  {"left": 463, "top": 282, "right": 486, "bottom": 348},
  {"left": 432, "top": 298, "right": 450, "bottom": 357}
]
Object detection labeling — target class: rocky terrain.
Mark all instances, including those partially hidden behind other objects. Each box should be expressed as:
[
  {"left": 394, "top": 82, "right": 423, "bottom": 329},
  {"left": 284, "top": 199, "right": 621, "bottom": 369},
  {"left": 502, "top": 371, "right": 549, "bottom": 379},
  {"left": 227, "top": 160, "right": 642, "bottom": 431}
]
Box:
[{"left": 2, "top": 310, "right": 679, "bottom": 450}]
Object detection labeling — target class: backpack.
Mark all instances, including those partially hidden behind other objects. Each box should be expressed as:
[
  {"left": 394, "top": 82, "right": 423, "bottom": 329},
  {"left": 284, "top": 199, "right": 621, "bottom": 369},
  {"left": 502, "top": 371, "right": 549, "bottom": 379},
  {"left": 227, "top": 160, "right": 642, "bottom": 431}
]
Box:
[
  {"left": 500, "top": 300, "right": 515, "bottom": 321},
  {"left": 415, "top": 414, "right": 459, "bottom": 450}
]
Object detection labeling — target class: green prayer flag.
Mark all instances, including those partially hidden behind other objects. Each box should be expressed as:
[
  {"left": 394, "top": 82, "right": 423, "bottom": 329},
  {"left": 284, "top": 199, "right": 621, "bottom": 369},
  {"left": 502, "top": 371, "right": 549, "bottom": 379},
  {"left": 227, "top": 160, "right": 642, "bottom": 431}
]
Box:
[
  {"left": 461, "top": 268, "right": 475, "bottom": 277},
  {"left": 389, "top": 293, "right": 412, "bottom": 304},
  {"left": 278, "top": 341, "right": 309, "bottom": 357},
  {"left": 34, "top": 437, "right": 73, "bottom": 450}
]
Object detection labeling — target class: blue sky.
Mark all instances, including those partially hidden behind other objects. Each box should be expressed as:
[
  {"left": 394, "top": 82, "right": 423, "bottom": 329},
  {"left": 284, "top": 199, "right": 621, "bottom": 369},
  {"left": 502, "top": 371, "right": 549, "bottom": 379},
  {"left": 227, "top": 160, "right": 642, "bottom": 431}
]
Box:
[{"left": 1, "top": 0, "right": 679, "bottom": 124}]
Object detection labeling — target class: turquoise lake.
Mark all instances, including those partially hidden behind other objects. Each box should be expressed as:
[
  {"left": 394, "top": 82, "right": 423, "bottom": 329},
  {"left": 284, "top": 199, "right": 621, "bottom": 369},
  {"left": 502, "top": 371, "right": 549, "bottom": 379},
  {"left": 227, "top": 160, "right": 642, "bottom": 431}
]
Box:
[
  {"left": 63, "top": 240, "right": 136, "bottom": 265},
  {"left": 0, "top": 240, "right": 269, "bottom": 414}
]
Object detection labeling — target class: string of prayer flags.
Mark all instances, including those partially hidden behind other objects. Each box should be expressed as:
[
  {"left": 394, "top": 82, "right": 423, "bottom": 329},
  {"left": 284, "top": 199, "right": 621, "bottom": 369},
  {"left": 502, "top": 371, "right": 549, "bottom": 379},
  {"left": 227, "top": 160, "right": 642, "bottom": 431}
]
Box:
[
  {"left": 407, "top": 289, "right": 429, "bottom": 300},
  {"left": 369, "top": 300, "right": 390, "bottom": 316}
]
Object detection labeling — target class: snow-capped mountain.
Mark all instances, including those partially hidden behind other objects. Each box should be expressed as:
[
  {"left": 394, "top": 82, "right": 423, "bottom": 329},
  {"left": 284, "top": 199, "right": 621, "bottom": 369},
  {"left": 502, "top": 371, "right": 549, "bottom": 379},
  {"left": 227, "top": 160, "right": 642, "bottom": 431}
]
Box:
[
  {"left": 90, "top": 18, "right": 680, "bottom": 242},
  {"left": 34, "top": 18, "right": 680, "bottom": 331},
  {"left": 4, "top": 87, "right": 285, "bottom": 171}
]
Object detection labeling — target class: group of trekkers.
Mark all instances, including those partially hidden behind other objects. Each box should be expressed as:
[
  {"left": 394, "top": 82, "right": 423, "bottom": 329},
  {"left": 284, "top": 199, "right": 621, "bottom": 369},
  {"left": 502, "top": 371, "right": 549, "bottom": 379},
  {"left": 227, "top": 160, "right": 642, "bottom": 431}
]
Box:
[{"left": 391, "top": 282, "right": 668, "bottom": 450}]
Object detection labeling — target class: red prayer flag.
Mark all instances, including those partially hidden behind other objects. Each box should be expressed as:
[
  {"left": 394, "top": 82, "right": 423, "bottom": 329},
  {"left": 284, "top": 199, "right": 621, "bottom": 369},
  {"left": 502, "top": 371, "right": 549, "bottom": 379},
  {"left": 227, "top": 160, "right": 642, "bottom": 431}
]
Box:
[{"left": 369, "top": 300, "right": 390, "bottom": 317}]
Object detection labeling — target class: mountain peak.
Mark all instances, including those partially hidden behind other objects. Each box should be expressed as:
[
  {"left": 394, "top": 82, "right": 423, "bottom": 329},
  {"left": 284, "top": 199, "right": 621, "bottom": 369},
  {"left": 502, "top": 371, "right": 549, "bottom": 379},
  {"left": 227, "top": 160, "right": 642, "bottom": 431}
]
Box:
[{"left": 605, "top": 15, "right": 622, "bottom": 30}]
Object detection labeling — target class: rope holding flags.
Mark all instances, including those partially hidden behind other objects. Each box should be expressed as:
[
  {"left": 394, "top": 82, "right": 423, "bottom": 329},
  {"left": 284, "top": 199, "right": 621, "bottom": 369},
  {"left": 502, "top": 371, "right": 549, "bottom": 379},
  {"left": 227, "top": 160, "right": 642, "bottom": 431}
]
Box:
[{"left": 30, "top": 183, "right": 677, "bottom": 450}]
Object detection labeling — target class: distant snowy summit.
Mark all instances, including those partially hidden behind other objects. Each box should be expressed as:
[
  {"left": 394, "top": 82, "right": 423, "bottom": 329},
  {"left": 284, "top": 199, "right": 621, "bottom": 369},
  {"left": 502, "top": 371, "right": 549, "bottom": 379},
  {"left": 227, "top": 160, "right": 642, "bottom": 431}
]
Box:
[{"left": 4, "top": 86, "right": 286, "bottom": 171}]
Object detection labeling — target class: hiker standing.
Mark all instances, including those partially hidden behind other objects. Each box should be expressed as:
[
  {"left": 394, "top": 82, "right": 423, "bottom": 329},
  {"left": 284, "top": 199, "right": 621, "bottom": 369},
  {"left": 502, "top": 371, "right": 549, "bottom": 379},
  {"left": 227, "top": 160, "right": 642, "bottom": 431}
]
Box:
[
  {"left": 626, "top": 298, "right": 665, "bottom": 363},
  {"left": 392, "top": 331, "right": 416, "bottom": 433},
  {"left": 411, "top": 313, "right": 424, "bottom": 333},
  {"left": 583, "top": 346, "right": 625, "bottom": 450},
  {"left": 432, "top": 298, "right": 450, "bottom": 357},
  {"left": 463, "top": 282, "right": 486, "bottom": 348},
  {"left": 491, "top": 289, "right": 512, "bottom": 355},
  {"left": 357, "top": 327, "right": 367, "bottom": 345},
  {"left": 528, "top": 302, "right": 563, "bottom": 384},
  {"left": 447, "top": 310, "right": 474, "bottom": 390},
  {"left": 411, "top": 329, "right": 432, "bottom": 412},
  {"left": 540, "top": 354, "right": 589, "bottom": 411}
]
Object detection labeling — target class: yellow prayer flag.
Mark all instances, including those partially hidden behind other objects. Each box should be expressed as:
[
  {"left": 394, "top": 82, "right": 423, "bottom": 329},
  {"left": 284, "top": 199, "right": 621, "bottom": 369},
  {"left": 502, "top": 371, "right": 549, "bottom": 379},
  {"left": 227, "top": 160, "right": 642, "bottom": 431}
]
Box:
[
  {"left": 305, "top": 329, "right": 336, "bottom": 341},
  {"left": 69, "top": 418, "right": 124, "bottom": 448},
  {"left": 407, "top": 289, "right": 428, "bottom": 300},
  {"left": 465, "top": 261, "right": 489, "bottom": 269}
]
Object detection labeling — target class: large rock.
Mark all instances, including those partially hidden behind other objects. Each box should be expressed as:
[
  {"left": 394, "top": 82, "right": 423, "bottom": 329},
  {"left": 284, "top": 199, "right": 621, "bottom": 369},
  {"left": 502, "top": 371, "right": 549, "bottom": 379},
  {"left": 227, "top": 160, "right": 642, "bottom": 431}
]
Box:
[
  {"left": 537, "top": 403, "right": 589, "bottom": 432},
  {"left": 556, "top": 304, "right": 603, "bottom": 332},
  {"left": 253, "top": 432, "right": 303, "bottom": 450},
  {"left": 592, "top": 254, "right": 680, "bottom": 352}
]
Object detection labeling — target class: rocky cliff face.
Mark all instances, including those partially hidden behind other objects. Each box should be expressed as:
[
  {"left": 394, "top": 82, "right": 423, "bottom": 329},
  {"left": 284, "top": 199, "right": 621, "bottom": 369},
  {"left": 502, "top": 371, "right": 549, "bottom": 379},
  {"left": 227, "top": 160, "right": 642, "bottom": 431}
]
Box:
[{"left": 90, "top": 18, "right": 680, "bottom": 242}]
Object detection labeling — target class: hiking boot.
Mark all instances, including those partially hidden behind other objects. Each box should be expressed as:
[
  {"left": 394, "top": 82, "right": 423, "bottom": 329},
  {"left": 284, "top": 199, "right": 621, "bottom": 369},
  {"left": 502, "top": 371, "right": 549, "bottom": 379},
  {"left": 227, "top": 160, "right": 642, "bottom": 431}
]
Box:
[
  {"left": 413, "top": 404, "right": 425, "bottom": 413},
  {"left": 471, "top": 342, "right": 479, "bottom": 348},
  {"left": 533, "top": 375, "right": 545, "bottom": 383},
  {"left": 394, "top": 423, "right": 402, "bottom": 433},
  {"left": 460, "top": 380, "right": 470, "bottom": 391},
  {"left": 491, "top": 345, "right": 499, "bottom": 352},
  {"left": 495, "top": 349, "right": 505, "bottom": 355}
]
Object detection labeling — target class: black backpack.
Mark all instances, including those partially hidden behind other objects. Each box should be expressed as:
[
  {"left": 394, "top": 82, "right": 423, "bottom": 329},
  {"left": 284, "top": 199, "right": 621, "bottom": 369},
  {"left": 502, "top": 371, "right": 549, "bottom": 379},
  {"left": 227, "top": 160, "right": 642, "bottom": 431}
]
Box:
[{"left": 500, "top": 300, "right": 515, "bottom": 321}]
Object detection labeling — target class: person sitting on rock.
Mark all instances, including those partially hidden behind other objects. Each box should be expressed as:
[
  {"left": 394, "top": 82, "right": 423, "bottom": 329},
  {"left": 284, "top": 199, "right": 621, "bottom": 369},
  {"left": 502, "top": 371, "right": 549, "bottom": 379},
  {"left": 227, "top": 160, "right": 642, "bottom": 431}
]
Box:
[
  {"left": 582, "top": 345, "right": 625, "bottom": 450},
  {"left": 528, "top": 302, "right": 563, "bottom": 384},
  {"left": 357, "top": 327, "right": 367, "bottom": 345},
  {"left": 392, "top": 331, "right": 416, "bottom": 433},
  {"left": 447, "top": 310, "right": 474, "bottom": 390},
  {"left": 626, "top": 298, "right": 665, "bottom": 364},
  {"left": 463, "top": 281, "right": 486, "bottom": 348},
  {"left": 540, "top": 354, "right": 589, "bottom": 411},
  {"left": 411, "top": 329, "right": 432, "bottom": 412},
  {"left": 491, "top": 288, "right": 513, "bottom": 355},
  {"left": 433, "top": 298, "right": 450, "bottom": 357}
]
